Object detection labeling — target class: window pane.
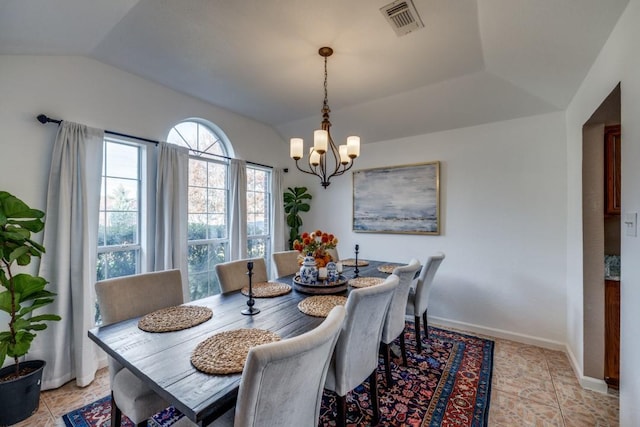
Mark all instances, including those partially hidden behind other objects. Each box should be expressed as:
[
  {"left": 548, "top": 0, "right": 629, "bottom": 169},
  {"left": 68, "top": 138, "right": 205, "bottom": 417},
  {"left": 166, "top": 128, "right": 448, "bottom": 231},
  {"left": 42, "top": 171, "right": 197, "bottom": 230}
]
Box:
[
  {"left": 105, "top": 178, "right": 138, "bottom": 210},
  {"left": 248, "top": 238, "right": 267, "bottom": 259},
  {"left": 208, "top": 214, "right": 226, "bottom": 238},
  {"left": 208, "top": 162, "right": 226, "bottom": 188},
  {"left": 198, "top": 123, "right": 223, "bottom": 155},
  {"left": 188, "top": 214, "right": 207, "bottom": 240},
  {"left": 106, "top": 212, "right": 138, "bottom": 245},
  {"left": 208, "top": 189, "right": 226, "bottom": 214},
  {"left": 105, "top": 143, "right": 138, "bottom": 178},
  {"left": 98, "top": 250, "right": 139, "bottom": 280},
  {"left": 189, "top": 159, "right": 208, "bottom": 186},
  {"left": 189, "top": 187, "right": 207, "bottom": 214}
]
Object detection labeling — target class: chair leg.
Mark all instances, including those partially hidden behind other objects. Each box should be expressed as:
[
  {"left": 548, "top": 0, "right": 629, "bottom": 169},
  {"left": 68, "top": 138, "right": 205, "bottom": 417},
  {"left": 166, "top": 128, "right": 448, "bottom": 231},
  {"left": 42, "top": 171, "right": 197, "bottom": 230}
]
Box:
[
  {"left": 369, "top": 371, "right": 380, "bottom": 425},
  {"left": 399, "top": 329, "right": 408, "bottom": 367},
  {"left": 381, "top": 342, "right": 392, "bottom": 386},
  {"left": 423, "top": 310, "right": 429, "bottom": 340},
  {"left": 110, "top": 391, "right": 122, "bottom": 427},
  {"left": 336, "top": 394, "right": 347, "bottom": 427},
  {"left": 414, "top": 315, "right": 422, "bottom": 353}
]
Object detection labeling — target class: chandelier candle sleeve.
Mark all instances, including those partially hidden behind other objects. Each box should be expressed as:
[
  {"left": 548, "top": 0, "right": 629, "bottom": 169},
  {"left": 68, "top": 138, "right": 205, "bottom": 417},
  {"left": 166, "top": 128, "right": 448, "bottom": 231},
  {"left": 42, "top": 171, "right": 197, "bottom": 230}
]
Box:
[
  {"left": 314, "top": 130, "right": 328, "bottom": 154},
  {"left": 290, "top": 138, "right": 303, "bottom": 159}
]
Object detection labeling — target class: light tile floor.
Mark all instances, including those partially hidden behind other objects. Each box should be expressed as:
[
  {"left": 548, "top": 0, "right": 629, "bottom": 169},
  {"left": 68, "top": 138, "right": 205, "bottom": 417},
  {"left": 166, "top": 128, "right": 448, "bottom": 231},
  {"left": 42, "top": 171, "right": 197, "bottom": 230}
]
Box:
[{"left": 11, "top": 334, "right": 619, "bottom": 426}]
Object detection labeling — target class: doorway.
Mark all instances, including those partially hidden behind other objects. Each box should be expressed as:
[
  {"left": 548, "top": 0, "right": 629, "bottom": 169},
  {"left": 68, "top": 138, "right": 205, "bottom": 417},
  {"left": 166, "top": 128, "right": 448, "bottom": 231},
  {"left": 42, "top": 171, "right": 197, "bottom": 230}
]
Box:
[{"left": 581, "top": 83, "right": 621, "bottom": 389}]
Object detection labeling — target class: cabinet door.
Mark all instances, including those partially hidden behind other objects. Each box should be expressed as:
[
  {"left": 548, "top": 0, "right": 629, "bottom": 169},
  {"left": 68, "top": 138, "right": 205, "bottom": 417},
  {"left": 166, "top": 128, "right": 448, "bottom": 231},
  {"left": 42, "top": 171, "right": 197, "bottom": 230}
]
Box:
[
  {"left": 605, "top": 125, "right": 621, "bottom": 215},
  {"left": 604, "top": 279, "right": 620, "bottom": 389}
]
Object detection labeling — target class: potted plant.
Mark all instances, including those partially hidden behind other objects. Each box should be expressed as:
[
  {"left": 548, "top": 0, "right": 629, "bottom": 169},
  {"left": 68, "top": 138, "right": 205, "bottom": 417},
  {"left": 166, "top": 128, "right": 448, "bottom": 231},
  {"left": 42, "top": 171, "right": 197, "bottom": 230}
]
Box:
[
  {"left": 283, "top": 186, "right": 312, "bottom": 250},
  {"left": 0, "top": 191, "right": 60, "bottom": 425}
]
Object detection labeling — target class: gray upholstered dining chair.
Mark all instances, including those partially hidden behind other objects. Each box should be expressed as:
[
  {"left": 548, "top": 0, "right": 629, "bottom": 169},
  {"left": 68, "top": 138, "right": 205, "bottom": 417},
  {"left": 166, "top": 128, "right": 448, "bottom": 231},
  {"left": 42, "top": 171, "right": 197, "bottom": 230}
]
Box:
[
  {"left": 406, "top": 252, "right": 445, "bottom": 353},
  {"left": 327, "top": 247, "right": 340, "bottom": 262},
  {"left": 271, "top": 250, "right": 300, "bottom": 277},
  {"left": 380, "top": 258, "right": 421, "bottom": 385},
  {"left": 215, "top": 257, "right": 268, "bottom": 294},
  {"left": 324, "top": 274, "right": 399, "bottom": 427},
  {"left": 176, "top": 306, "right": 346, "bottom": 427},
  {"left": 95, "top": 269, "right": 184, "bottom": 427}
]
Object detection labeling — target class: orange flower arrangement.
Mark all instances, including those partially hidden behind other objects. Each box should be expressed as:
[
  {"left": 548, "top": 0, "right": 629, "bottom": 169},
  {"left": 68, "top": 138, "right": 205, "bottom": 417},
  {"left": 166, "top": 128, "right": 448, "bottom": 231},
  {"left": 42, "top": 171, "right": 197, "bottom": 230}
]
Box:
[{"left": 293, "top": 229, "right": 338, "bottom": 267}]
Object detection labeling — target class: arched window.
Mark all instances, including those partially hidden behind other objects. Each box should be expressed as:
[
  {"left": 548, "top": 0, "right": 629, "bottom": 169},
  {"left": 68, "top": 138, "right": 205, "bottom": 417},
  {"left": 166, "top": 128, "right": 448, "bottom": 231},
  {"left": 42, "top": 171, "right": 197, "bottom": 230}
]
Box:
[{"left": 167, "top": 120, "right": 232, "bottom": 300}]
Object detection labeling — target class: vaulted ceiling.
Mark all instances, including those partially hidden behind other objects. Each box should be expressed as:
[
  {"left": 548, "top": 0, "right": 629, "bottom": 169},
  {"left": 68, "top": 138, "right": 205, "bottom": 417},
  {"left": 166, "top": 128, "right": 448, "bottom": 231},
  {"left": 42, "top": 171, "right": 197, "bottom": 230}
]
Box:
[{"left": 0, "top": 0, "right": 629, "bottom": 144}]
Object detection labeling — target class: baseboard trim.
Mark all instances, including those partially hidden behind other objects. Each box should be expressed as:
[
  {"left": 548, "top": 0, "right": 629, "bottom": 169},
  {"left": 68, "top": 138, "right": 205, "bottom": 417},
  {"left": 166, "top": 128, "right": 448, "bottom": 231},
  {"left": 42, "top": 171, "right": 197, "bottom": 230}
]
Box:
[
  {"left": 425, "top": 315, "right": 566, "bottom": 350},
  {"left": 564, "top": 345, "right": 609, "bottom": 394},
  {"left": 422, "top": 315, "right": 612, "bottom": 394}
]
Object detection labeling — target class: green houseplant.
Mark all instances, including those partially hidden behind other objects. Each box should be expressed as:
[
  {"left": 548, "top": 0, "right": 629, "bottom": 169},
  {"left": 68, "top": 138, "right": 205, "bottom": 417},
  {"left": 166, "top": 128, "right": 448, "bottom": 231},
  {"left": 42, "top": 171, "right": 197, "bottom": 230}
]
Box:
[
  {"left": 283, "top": 187, "right": 312, "bottom": 250},
  {"left": 0, "top": 191, "right": 60, "bottom": 425}
]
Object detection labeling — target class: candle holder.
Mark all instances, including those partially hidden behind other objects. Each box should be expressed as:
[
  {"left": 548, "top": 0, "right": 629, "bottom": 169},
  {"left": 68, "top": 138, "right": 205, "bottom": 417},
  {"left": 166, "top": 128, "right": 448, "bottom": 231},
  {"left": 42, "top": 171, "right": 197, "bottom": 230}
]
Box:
[
  {"left": 241, "top": 261, "right": 260, "bottom": 315},
  {"left": 354, "top": 244, "right": 360, "bottom": 278}
]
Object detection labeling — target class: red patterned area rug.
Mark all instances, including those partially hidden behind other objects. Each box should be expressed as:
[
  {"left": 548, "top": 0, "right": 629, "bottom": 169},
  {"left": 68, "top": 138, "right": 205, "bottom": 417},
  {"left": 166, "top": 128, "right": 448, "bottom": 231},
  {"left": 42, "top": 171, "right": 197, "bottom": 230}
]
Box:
[{"left": 62, "top": 324, "right": 493, "bottom": 427}]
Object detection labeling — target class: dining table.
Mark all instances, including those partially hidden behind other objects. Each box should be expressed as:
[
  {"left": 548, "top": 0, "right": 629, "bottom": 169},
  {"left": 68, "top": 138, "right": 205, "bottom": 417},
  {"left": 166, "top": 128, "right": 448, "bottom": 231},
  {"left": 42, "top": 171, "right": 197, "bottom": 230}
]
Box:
[{"left": 87, "top": 259, "right": 403, "bottom": 426}]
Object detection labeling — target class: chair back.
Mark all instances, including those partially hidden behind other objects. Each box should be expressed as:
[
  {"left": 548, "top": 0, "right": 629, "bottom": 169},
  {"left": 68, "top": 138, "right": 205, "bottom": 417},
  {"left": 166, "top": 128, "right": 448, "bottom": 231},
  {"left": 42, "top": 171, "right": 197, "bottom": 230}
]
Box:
[
  {"left": 413, "top": 252, "right": 445, "bottom": 314},
  {"left": 326, "top": 274, "right": 399, "bottom": 396},
  {"left": 327, "top": 247, "right": 340, "bottom": 262},
  {"left": 272, "top": 250, "right": 300, "bottom": 277},
  {"left": 95, "top": 269, "right": 184, "bottom": 326},
  {"left": 215, "top": 257, "right": 268, "bottom": 294},
  {"left": 235, "top": 306, "right": 346, "bottom": 427},
  {"left": 381, "top": 259, "right": 421, "bottom": 344}
]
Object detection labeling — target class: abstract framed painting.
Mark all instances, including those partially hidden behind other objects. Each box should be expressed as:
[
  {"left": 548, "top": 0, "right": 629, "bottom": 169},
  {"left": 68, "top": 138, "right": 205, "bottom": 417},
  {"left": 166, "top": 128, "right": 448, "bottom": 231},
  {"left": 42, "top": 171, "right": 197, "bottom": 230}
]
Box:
[{"left": 352, "top": 161, "right": 440, "bottom": 235}]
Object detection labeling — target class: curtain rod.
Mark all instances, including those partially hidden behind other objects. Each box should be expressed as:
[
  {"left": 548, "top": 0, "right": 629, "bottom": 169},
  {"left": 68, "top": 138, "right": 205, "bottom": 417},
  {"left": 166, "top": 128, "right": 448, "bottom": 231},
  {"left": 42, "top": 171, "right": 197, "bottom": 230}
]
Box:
[{"left": 36, "top": 114, "right": 281, "bottom": 171}]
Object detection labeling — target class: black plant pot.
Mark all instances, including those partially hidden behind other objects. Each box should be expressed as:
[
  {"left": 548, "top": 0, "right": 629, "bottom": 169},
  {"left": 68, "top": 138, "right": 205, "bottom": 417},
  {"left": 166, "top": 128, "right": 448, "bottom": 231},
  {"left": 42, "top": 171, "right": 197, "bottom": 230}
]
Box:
[{"left": 0, "top": 360, "right": 46, "bottom": 426}]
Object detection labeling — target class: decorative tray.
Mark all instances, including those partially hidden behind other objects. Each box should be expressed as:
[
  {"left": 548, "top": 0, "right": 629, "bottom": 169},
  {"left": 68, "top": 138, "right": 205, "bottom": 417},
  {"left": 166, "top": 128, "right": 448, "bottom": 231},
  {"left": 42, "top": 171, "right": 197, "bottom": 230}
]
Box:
[{"left": 292, "top": 275, "right": 348, "bottom": 294}]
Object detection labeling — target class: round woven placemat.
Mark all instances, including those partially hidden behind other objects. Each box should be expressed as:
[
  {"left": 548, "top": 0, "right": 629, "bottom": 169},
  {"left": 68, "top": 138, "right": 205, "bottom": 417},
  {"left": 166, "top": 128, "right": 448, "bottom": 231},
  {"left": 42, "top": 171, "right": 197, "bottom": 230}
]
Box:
[
  {"left": 241, "top": 281, "right": 291, "bottom": 298},
  {"left": 348, "top": 276, "right": 386, "bottom": 288},
  {"left": 377, "top": 264, "right": 397, "bottom": 274},
  {"left": 341, "top": 258, "right": 370, "bottom": 267},
  {"left": 138, "top": 305, "right": 213, "bottom": 332},
  {"left": 298, "top": 295, "right": 347, "bottom": 317},
  {"left": 191, "top": 329, "right": 281, "bottom": 374}
]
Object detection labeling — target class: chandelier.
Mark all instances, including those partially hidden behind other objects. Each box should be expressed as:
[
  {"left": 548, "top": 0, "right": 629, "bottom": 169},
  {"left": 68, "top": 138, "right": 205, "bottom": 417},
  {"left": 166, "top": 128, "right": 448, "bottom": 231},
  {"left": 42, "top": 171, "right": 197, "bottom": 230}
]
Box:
[{"left": 289, "top": 47, "right": 361, "bottom": 188}]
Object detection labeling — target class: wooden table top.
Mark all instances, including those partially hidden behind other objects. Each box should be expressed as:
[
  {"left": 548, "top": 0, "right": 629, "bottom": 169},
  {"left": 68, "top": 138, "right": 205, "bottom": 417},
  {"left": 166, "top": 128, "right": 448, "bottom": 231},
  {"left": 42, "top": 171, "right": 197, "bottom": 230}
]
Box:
[{"left": 87, "top": 259, "right": 400, "bottom": 425}]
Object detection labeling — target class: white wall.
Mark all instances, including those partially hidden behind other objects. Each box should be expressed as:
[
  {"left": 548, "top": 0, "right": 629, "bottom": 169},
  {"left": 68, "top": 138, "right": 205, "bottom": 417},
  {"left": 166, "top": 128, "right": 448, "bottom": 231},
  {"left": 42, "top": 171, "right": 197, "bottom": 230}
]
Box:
[
  {"left": 565, "top": 0, "right": 640, "bottom": 424},
  {"left": 298, "top": 112, "right": 569, "bottom": 346},
  {"left": 0, "top": 55, "right": 289, "bottom": 213}
]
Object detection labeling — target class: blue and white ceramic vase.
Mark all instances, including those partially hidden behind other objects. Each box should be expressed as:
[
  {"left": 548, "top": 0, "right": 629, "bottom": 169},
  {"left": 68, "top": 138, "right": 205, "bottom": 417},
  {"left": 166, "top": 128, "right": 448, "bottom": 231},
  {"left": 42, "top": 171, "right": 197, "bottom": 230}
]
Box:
[
  {"left": 326, "top": 261, "right": 338, "bottom": 282},
  {"left": 299, "top": 253, "right": 318, "bottom": 284}
]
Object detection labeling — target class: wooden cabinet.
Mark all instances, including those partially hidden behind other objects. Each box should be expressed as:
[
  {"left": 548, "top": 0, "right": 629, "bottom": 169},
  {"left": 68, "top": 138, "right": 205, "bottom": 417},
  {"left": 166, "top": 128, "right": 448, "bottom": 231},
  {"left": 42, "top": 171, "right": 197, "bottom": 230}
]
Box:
[
  {"left": 604, "top": 279, "right": 620, "bottom": 389},
  {"left": 604, "top": 125, "right": 621, "bottom": 215}
]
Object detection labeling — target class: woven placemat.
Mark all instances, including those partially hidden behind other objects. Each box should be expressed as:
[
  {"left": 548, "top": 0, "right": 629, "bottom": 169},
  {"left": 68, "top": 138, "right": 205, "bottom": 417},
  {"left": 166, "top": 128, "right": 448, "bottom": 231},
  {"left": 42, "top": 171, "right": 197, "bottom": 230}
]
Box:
[
  {"left": 191, "top": 329, "right": 281, "bottom": 374},
  {"left": 241, "top": 281, "right": 292, "bottom": 298},
  {"left": 298, "top": 295, "right": 347, "bottom": 317},
  {"left": 341, "top": 258, "right": 370, "bottom": 267},
  {"left": 138, "top": 306, "right": 213, "bottom": 332},
  {"left": 348, "top": 277, "right": 386, "bottom": 288},
  {"left": 377, "top": 264, "right": 397, "bottom": 274}
]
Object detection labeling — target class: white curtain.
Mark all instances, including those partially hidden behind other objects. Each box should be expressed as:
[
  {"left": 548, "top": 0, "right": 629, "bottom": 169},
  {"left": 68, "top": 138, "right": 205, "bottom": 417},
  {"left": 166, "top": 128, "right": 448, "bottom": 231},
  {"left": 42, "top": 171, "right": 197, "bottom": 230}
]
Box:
[
  {"left": 31, "top": 121, "right": 104, "bottom": 389},
  {"left": 271, "top": 167, "right": 286, "bottom": 256},
  {"left": 153, "top": 142, "right": 189, "bottom": 300},
  {"left": 229, "top": 159, "right": 247, "bottom": 260}
]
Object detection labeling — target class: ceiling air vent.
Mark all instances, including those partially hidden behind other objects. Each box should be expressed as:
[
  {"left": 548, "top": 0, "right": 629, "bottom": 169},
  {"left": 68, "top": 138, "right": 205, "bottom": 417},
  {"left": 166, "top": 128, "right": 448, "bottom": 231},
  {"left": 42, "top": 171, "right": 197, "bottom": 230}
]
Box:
[{"left": 380, "top": 0, "right": 424, "bottom": 37}]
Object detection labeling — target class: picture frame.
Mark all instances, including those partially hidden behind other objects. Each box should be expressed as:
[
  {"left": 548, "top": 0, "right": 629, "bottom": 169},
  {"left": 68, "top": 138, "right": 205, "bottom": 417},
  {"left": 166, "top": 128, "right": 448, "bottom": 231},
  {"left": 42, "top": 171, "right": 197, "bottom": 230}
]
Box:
[{"left": 352, "top": 161, "right": 440, "bottom": 235}]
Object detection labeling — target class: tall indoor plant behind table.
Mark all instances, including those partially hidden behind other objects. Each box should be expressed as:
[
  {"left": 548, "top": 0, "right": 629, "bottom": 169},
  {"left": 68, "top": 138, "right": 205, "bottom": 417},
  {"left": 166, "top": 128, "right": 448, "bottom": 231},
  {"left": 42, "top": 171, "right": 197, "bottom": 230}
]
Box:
[
  {"left": 0, "top": 191, "right": 60, "bottom": 425},
  {"left": 284, "top": 186, "right": 312, "bottom": 250}
]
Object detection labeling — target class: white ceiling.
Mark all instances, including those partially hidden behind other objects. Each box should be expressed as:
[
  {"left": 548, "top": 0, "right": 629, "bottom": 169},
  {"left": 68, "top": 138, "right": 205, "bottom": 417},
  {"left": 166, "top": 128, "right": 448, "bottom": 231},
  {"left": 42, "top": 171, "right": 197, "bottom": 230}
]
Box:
[{"left": 0, "top": 0, "right": 629, "bottom": 144}]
